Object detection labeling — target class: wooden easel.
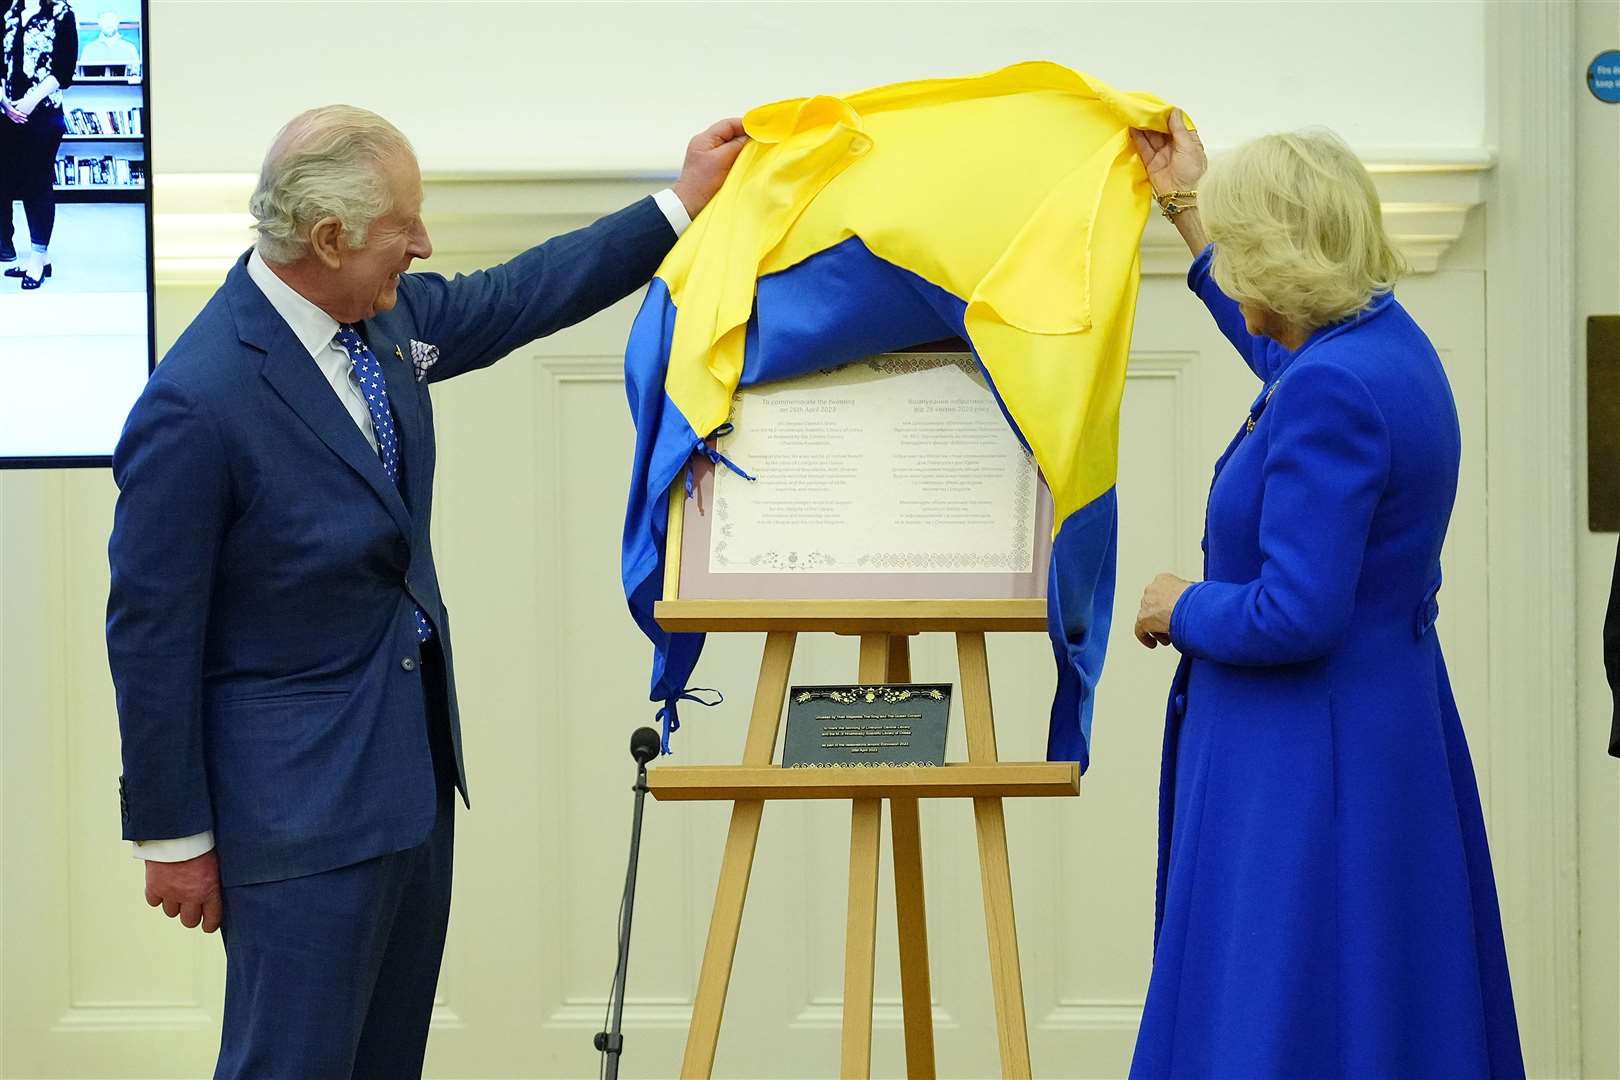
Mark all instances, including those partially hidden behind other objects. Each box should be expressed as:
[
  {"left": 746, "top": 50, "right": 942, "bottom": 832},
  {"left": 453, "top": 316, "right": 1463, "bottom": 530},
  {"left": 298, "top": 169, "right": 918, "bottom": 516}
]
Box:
[{"left": 647, "top": 598, "right": 1079, "bottom": 1078}]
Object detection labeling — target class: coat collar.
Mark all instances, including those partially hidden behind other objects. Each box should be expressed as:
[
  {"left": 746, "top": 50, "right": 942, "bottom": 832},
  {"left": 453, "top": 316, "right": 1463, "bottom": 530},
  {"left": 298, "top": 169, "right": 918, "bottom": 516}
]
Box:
[
  {"left": 1264, "top": 289, "right": 1397, "bottom": 385},
  {"left": 224, "top": 252, "right": 415, "bottom": 541}
]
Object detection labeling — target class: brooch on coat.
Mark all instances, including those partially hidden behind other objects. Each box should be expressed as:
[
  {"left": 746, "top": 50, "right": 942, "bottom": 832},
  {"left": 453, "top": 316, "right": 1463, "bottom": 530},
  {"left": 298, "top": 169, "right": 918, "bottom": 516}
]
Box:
[{"left": 1245, "top": 381, "right": 1280, "bottom": 435}]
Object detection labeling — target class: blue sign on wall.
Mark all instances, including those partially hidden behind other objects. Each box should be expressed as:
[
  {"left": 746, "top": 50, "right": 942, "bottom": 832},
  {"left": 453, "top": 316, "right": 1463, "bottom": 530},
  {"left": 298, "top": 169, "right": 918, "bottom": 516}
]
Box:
[{"left": 1590, "top": 51, "right": 1620, "bottom": 103}]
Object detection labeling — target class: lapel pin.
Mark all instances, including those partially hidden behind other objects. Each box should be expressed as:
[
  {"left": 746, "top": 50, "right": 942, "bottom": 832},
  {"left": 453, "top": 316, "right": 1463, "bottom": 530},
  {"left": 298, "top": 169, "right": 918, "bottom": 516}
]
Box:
[{"left": 393, "top": 345, "right": 405, "bottom": 362}]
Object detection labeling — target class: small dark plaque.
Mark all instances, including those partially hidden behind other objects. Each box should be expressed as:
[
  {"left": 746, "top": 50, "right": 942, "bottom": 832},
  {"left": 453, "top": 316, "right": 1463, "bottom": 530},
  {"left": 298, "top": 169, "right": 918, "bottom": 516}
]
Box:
[{"left": 782, "top": 683, "right": 951, "bottom": 767}]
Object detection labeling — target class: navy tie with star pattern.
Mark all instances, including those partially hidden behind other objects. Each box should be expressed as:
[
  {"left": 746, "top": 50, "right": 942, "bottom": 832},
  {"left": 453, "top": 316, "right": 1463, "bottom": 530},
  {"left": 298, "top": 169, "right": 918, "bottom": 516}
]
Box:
[{"left": 335, "top": 324, "right": 433, "bottom": 644}]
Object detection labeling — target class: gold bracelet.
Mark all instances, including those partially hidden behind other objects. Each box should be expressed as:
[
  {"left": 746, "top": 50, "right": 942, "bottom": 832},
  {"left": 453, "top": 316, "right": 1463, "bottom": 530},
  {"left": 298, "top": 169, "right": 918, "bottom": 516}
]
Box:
[{"left": 1155, "top": 189, "right": 1198, "bottom": 219}]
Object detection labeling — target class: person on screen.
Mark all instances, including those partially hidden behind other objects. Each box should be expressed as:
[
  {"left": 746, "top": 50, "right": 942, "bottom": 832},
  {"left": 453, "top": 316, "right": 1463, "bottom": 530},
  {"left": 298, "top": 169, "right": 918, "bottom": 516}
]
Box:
[
  {"left": 0, "top": 0, "right": 77, "bottom": 287},
  {"left": 105, "top": 105, "right": 745, "bottom": 1077},
  {"left": 78, "top": 10, "right": 140, "bottom": 72},
  {"left": 1123, "top": 114, "right": 1524, "bottom": 1077}
]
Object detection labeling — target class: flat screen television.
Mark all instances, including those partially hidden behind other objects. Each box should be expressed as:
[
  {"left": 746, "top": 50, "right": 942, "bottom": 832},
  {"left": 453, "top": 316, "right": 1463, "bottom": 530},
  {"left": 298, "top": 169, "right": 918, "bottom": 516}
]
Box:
[{"left": 0, "top": 0, "right": 153, "bottom": 468}]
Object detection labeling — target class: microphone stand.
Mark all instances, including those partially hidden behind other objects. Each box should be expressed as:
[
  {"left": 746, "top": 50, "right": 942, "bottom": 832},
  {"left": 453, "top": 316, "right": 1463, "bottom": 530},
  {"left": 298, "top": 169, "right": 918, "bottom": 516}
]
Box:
[{"left": 596, "top": 728, "right": 659, "bottom": 1080}]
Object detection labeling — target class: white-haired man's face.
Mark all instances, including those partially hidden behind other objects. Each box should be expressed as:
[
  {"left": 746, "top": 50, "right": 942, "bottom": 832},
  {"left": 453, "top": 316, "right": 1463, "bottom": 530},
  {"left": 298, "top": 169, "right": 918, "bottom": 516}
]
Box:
[{"left": 310, "top": 153, "right": 432, "bottom": 323}]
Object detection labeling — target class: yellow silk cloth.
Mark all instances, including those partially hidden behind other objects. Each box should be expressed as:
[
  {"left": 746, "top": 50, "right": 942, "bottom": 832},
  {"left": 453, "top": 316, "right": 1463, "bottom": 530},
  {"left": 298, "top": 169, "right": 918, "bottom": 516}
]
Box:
[{"left": 656, "top": 61, "right": 1183, "bottom": 526}]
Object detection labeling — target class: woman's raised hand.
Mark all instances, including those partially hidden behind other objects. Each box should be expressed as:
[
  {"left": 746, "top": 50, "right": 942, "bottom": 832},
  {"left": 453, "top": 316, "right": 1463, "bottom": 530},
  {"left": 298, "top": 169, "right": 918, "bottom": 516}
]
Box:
[{"left": 1131, "top": 109, "right": 1206, "bottom": 195}]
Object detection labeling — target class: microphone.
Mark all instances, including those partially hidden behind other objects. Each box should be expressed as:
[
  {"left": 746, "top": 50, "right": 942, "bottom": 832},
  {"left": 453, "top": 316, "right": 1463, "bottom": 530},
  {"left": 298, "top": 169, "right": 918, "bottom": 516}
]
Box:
[
  {"left": 596, "top": 728, "right": 659, "bottom": 1077},
  {"left": 629, "top": 726, "right": 661, "bottom": 766}
]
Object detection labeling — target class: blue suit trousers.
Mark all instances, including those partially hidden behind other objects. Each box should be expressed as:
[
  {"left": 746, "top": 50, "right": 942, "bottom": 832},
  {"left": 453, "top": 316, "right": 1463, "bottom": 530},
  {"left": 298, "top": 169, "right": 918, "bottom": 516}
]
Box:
[{"left": 215, "top": 650, "right": 457, "bottom": 1080}]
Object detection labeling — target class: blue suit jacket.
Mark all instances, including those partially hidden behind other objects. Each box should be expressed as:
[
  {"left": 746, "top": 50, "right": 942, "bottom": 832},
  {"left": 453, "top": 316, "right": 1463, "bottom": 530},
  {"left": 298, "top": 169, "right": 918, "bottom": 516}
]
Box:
[{"left": 108, "top": 197, "right": 676, "bottom": 887}]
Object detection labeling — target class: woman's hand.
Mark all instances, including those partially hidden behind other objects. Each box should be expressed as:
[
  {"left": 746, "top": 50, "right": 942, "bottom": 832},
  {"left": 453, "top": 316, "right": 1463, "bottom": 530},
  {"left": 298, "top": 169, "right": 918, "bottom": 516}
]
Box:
[
  {"left": 1, "top": 99, "right": 26, "bottom": 124},
  {"left": 1135, "top": 572, "right": 1194, "bottom": 649},
  {"left": 1130, "top": 109, "right": 1206, "bottom": 195}
]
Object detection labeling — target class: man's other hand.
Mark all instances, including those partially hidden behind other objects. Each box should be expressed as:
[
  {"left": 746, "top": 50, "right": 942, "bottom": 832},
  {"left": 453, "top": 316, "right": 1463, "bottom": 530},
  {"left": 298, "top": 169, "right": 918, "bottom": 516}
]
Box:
[
  {"left": 670, "top": 117, "right": 748, "bottom": 219},
  {"left": 145, "top": 849, "right": 223, "bottom": 933}
]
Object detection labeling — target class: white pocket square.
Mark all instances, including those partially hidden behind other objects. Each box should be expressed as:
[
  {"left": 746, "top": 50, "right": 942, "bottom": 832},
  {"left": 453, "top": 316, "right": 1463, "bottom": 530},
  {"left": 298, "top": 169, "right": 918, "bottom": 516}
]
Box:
[{"left": 409, "top": 339, "right": 439, "bottom": 382}]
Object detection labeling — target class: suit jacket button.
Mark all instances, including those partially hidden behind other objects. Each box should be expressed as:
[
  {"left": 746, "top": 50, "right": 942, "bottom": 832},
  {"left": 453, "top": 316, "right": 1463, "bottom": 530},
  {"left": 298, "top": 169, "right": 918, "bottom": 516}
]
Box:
[
  {"left": 1173, "top": 693, "right": 1187, "bottom": 717},
  {"left": 402, "top": 657, "right": 417, "bottom": 672}
]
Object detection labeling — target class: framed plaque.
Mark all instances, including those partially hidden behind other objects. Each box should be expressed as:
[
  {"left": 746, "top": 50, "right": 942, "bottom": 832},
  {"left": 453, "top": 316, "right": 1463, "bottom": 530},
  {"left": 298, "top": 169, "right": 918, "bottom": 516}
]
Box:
[{"left": 665, "top": 347, "right": 1054, "bottom": 602}]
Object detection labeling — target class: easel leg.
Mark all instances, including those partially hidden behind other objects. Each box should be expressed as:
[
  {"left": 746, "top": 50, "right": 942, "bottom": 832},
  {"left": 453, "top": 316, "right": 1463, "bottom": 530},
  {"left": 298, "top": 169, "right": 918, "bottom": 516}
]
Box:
[
  {"left": 834, "top": 633, "right": 893, "bottom": 1078},
  {"left": 890, "top": 798, "right": 935, "bottom": 1078},
  {"left": 885, "top": 634, "right": 912, "bottom": 683},
  {"left": 971, "top": 796, "right": 1031, "bottom": 1078},
  {"left": 881, "top": 635, "right": 937, "bottom": 1079},
  {"left": 842, "top": 797, "right": 883, "bottom": 1078},
  {"left": 957, "top": 632, "right": 1032, "bottom": 1078},
  {"left": 681, "top": 631, "right": 796, "bottom": 1078}
]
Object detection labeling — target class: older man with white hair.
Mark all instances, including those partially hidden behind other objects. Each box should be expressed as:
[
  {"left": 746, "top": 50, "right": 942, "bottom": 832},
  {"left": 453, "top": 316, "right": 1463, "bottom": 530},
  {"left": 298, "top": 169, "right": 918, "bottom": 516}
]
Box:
[{"left": 105, "top": 104, "right": 745, "bottom": 1078}]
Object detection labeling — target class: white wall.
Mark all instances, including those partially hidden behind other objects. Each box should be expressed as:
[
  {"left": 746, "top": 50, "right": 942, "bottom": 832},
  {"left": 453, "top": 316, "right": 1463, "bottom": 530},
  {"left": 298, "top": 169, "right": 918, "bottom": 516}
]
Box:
[
  {"left": 149, "top": 0, "right": 1487, "bottom": 175},
  {"left": 1575, "top": 4, "right": 1620, "bottom": 1078}
]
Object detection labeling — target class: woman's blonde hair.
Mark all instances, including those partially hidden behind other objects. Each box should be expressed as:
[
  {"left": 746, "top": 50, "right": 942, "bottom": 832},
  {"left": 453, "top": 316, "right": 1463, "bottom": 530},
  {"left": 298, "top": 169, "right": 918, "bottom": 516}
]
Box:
[
  {"left": 249, "top": 105, "right": 415, "bottom": 264},
  {"left": 1201, "top": 128, "right": 1406, "bottom": 330}
]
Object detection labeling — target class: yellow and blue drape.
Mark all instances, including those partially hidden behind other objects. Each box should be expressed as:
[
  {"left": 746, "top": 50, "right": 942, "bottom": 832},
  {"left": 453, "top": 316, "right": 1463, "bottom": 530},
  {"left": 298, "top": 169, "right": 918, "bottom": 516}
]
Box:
[{"left": 622, "top": 61, "right": 1181, "bottom": 763}]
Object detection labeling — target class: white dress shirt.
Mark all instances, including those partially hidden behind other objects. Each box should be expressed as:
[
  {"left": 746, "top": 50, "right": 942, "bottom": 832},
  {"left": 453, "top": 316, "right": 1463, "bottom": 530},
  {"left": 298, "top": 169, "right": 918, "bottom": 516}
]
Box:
[{"left": 133, "top": 190, "right": 691, "bottom": 863}]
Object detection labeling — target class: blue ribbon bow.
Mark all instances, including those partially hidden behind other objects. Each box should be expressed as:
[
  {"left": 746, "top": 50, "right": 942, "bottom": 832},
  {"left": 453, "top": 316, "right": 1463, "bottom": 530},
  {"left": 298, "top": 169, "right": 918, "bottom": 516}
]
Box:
[
  {"left": 655, "top": 687, "right": 726, "bottom": 754},
  {"left": 685, "top": 423, "right": 758, "bottom": 498}
]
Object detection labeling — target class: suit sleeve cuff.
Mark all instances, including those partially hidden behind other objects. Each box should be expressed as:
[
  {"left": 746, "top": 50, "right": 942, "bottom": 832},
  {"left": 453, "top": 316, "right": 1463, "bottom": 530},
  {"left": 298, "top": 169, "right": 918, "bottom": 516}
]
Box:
[
  {"left": 132, "top": 831, "right": 215, "bottom": 862},
  {"left": 652, "top": 188, "right": 692, "bottom": 238}
]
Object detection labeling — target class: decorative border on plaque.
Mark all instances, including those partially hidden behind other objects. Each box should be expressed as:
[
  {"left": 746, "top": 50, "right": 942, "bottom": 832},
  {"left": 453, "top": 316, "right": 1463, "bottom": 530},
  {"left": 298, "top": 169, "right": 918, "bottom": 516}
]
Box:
[
  {"left": 793, "top": 686, "right": 948, "bottom": 705},
  {"left": 856, "top": 354, "right": 979, "bottom": 378},
  {"left": 853, "top": 456, "right": 1033, "bottom": 571},
  {"left": 788, "top": 761, "right": 943, "bottom": 769}
]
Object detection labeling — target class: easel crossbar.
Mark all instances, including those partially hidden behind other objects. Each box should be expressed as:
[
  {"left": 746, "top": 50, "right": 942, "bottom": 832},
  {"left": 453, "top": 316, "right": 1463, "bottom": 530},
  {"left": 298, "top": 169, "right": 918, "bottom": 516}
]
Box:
[{"left": 648, "top": 762, "right": 1079, "bottom": 801}]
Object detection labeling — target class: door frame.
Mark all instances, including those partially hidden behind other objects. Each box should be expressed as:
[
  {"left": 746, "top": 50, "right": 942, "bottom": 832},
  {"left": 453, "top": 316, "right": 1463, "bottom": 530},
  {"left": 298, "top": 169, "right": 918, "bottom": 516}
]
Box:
[{"left": 1483, "top": 3, "right": 1583, "bottom": 1074}]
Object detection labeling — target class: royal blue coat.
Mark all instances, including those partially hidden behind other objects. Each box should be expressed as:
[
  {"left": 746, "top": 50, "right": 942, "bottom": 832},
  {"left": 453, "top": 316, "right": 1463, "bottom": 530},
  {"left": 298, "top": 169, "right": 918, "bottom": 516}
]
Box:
[{"left": 1130, "top": 247, "right": 1524, "bottom": 1078}]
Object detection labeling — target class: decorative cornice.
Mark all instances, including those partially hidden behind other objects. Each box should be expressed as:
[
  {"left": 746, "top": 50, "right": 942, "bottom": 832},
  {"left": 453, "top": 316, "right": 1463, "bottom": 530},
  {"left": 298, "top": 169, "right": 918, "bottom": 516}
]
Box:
[{"left": 154, "top": 154, "right": 1495, "bottom": 286}]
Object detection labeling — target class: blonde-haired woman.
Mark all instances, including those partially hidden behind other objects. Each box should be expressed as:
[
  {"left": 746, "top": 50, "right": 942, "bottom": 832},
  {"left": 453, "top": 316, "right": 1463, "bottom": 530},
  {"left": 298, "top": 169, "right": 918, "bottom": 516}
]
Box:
[{"left": 1126, "top": 114, "right": 1524, "bottom": 1078}]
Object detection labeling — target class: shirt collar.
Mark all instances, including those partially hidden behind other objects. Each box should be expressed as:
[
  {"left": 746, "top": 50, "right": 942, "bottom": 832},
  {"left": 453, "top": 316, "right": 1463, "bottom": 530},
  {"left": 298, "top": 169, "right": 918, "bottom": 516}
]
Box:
[{"left": 246, "top": 248, "right": 343, "bottom": 361}]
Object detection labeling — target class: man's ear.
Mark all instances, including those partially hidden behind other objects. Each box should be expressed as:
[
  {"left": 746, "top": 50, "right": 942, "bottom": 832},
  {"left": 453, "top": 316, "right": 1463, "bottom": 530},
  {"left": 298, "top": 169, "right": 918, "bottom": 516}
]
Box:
[{"left": 307, "top": 216, "right": 346, "bottom": 271}]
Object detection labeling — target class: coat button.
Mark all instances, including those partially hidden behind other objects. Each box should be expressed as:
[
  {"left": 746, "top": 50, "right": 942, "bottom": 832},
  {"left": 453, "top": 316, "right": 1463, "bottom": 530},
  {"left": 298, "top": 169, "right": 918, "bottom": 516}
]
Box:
[
  {"left": 1173, "top": 693, "right": 1187, "bottom": 717},
  {"left": 402, "top": 657, "right": 417, "bottom": 672}
]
